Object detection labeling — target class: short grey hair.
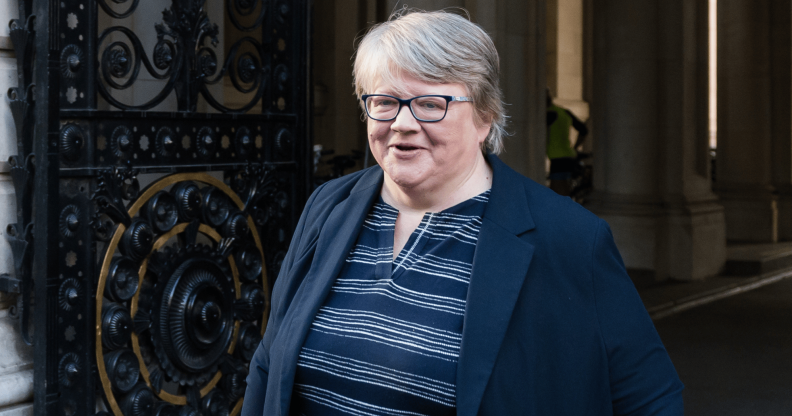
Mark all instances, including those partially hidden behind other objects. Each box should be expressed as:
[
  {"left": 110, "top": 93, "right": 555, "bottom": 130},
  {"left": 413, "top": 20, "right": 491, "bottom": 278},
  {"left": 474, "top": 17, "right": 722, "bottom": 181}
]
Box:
[{"left": 353, "top": 8, "right": 508, "bottom": 154}]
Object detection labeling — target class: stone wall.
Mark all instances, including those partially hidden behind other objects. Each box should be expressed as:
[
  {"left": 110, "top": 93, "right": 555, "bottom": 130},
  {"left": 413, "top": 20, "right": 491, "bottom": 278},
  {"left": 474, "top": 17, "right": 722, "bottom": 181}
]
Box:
[{"left": 0, "top": 0, "right": 33, "bottom": 413}]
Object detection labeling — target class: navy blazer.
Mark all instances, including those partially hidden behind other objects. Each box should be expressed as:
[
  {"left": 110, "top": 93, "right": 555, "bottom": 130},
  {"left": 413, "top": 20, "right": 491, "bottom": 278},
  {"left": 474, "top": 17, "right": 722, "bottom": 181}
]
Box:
[{"left": 242, "top": 154, "right": 683, "bottom": 415}]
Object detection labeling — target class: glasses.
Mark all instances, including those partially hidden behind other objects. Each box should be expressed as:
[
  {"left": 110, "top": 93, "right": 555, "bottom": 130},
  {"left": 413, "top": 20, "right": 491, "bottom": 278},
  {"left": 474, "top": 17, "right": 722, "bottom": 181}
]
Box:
[{"left": 361, "top": 94, "right": 473, "bottom": 122}]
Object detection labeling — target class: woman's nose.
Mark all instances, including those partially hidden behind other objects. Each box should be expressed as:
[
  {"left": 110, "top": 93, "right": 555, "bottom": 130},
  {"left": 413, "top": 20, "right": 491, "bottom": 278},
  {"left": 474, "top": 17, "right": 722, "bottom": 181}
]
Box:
[{"left": 390, "top": 104, "right": 421, "bottom": 133}]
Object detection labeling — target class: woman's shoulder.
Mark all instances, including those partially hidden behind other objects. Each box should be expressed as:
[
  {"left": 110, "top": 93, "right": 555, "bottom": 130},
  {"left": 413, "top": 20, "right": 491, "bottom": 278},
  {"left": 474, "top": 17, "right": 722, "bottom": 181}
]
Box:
[
  {"left": 488, "top": 154, "right": 600, "bottom": 230},
  {"left": 303, "top": 165, "right": 383, "bottom": 223},
  {"left": 523, "top": 176, "right": 598, "bottom": 222},
  {"left": 486, "top": 155, "right": 604, "bottom": 260}
]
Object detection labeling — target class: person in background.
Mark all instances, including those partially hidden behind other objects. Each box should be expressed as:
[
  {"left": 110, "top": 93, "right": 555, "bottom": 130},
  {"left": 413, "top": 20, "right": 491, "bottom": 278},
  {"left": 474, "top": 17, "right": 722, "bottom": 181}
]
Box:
[
  {"left": 242, "top": 9, "right": 682, "bottom": 416},
  {"left": 547, "top": 88, "right": 588, "bottom": 196}
]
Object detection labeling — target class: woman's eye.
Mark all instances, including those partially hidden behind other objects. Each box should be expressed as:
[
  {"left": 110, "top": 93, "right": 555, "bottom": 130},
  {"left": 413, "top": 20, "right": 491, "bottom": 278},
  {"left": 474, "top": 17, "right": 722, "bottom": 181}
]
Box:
[{"left": 417, "top": 100, "right": 443, "bottom": 110}]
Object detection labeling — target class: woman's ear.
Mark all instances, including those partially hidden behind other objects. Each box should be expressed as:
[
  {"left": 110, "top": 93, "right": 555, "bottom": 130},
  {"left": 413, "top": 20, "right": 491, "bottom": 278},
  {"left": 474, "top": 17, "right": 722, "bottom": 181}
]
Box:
[{"left": 476, "top": 115, "right": 493, "bottom": 144}]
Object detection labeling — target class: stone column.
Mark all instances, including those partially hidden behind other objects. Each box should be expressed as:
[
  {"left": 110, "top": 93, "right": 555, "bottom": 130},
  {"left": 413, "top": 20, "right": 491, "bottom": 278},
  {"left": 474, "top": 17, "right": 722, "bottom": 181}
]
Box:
[
  {"left": 591, "top": 0, "right": 662, "bottom": 272},
  {"left": 590, "top": 0, "right": 725, "bottom": 280},
  {"left": 655, "top": 0, "right": 725, "bottom": 280},
  {"left": 312, "top": 0, "right": 370, "bottom": 170},
  {"left": 769, "top": 0, "right": 792, "bottom": 241},
  {"left": 467, "top": 0, "right": 547, "bottom": 181},
  {"left": 716, "top": 0, "right": 778, "bottom": 242}
]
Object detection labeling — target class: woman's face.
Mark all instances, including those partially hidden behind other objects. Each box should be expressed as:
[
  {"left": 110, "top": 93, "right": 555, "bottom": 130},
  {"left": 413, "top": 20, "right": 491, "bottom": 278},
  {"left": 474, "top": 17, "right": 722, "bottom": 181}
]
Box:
[{"left": 367, "top": 74, "right": 491, "bottom": 192}]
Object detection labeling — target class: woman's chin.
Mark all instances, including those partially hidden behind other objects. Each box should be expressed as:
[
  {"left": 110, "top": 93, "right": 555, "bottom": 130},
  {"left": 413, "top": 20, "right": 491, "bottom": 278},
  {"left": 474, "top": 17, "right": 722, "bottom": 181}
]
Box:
[{"left": 384, "top": 167, "right": 432, "bottom": 190}]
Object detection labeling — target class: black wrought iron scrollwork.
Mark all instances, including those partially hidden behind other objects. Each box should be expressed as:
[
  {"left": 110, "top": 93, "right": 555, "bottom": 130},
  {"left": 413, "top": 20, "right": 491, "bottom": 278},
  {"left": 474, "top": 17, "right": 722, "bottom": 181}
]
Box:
[
  {"left": 58, "top": 278, "right": 83, "bottom": 312},
  {"left": 201, "top": 390, "right": 230, "bottom": 416},
  {"left": 274, "top": 64, "right": 289, "bottom": 92},
  {"left": 172, "top": 182, "right": 202, "bottom": 221},
  {"left": 236, "top": 163, "right": 289, "bottom": 229},
  {"left": 119, "top": 384, "right": 156, "bottom": 416},
  {"left": 227, "top": 0, "right": 267, "bottom": 32},
  {"left": 274, "top": 127, "right": 293, "bottom": 158},
  {"left": 142, "top": 191, "right": 179, "bottom": 233},
  {"left": 102, "top": 302, "right": 134, "bottom": 350},
  {"left": 96, "top": 0, "right": 272, "bottom": 113},
  {"left": 109, "top": 126, "right": 133, "bottom": 159},
  {"left": 200, "top": 186, "right": 231, "bottom": 227},
  {"left": 98, "top": 0, "right": 141, "bottom": 19},
  {"left": 60, "top": 124, "right": 85, "bottom": 161},
  {"left": 4, "top": 155, "right": 35, "bottom": 345},
  {"left": 234, "top": 322, "right": 260, "bottom": 362},
  {"left": 6, "top": 16, "right": 36, "bottom": 301},
  {"left": 3, "top": 5, "right": 37, "bottom": 350},
  {"left": 153, "top": 40, "right": 175, "bottom": 70},
  {"left": 97, "top": 26, "right": 180, "bottom": 110},
  {"left": 104, "top": 349, "right": 140, "bottom": 394},
  {"left": 150, "top": 245, "right": 235, "bottom": 385},
  {"left": 60, "top": 45, "right": 84, "bottom": 80},
  {"left": 235, "top": 247, "right": 262, "bottom": 283},
  {"left": 196, "top": 126, "right": 218, "bottom": 159},
  {"left": 155, "top": 127, "right": 177, "bottom": 158},
  {"left": 7, "top": 86, "right": 34, "bottom": 153},
  {"left": 106, "top": 257, "right": 139, "bottom": 302},
  {"left": 277, "top": 2, "right": 291, "bottom": 23},
  {"left": 222, "top": 211, "right": 249, "bottom": 240},
  {"left": 235, "top": 284, "right": 265, "bottom": 321},
  {"left": 234, "top": 127, "right": 253, "bottom": 158},
  {"left": 27, "top": 0, "right": 307, "bottom": 414},
  {"left": 91, "top": 166, "right": 140, "bottom": 242},
  {"left": 106, "top": 44, "right": 131, "bottom": 79},
  {"left": 237, "top": 55, "right": 258, "bottom": 84},
  {"left": 120, "top": 219, "right": 155, "bottom": 260},
  {"left": 58, "top": 353, "right": 81, "bottom": 388},
  {"left": 8, "top": 15, "right": 35, "bottom": 93},
  {"left": 96, "top": 174, "right": 271, "bottom": 415},
  {"left": 199, "top": 37, "right": 269, "bottom": 113},
  {"left": 197, "top": 49, "right": 219, "bottom": 80}
]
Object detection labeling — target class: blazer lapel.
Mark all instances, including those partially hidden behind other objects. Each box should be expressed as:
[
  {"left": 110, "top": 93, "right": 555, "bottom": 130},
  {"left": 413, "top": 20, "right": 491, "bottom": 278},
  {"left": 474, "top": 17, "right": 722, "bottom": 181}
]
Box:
[
  {"left": 456, "top": 155, "right": 536, "bottom": 416},
  {"left": 272, "top": 168, "right": 383, "bottom": 414}
]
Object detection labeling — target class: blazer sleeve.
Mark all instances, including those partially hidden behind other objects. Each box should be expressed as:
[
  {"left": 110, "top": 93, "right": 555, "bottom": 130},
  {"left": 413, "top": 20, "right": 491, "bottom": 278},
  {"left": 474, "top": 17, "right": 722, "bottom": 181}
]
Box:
[
  {"left": 591, "top": 220, "right": 684, "bottom": 416},
  {"left": 241, "top": 183, "right": 324, "bottom": 416}
]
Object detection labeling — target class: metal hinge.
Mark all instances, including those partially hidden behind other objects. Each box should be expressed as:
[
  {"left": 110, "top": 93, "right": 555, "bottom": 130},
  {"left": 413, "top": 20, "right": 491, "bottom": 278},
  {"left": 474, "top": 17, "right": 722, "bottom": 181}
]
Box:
[{"left": 0, "top": 273, "right": 20, "bottom": 294}]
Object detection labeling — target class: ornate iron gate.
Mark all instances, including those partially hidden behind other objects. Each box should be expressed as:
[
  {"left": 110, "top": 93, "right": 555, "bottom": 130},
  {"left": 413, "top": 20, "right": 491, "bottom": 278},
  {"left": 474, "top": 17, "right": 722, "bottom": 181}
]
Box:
[{"left": 4, "top": 0, "right": 309, "bottom": 414}]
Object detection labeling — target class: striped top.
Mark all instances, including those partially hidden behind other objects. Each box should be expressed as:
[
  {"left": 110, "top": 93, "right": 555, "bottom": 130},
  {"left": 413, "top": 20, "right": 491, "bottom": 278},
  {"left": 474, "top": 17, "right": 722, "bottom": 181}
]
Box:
[{"left": 290, "top": 190, "right": 490, "bottom": 416}]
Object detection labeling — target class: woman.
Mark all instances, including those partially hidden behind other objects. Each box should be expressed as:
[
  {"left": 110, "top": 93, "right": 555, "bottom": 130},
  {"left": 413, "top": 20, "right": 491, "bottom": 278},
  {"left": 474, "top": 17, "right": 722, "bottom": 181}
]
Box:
[{"left": 243, "top": 9, "right": 683, "bottom": 416}]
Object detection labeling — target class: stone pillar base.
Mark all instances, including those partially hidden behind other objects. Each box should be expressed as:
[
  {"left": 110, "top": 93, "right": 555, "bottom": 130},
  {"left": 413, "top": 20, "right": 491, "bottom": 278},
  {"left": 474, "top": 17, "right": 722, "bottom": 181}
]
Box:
[
  {"left": 588, "top": 194, "right": 661, "bottom": 271},
  {"left": 777, "top": 194, "right": 792, "bottom": 241},
  {"left": 656, "top": 202, "right": 726, "bottom": 281},
  {"left": 597, "top": 213, "right": 657, "bottom": 271},
  {"left": 719, "top": 193, "right": 778, "bottom": 243},
  {"left": 590, "top": 195, "right": 726, "bottom": 281}
]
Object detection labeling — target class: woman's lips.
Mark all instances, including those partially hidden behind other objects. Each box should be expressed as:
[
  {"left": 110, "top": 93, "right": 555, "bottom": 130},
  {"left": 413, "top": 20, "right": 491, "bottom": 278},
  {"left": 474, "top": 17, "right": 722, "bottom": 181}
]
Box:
[{"left": 390, "top": 144, "right": 423, "bottom": 158}]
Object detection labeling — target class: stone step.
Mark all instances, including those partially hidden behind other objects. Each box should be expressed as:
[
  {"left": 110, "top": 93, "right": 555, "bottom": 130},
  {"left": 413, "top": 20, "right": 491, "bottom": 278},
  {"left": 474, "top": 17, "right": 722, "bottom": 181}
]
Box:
[
  {"left": 0, "top": 404, "right": 32, "bottom": 416},
  {"left": 725, "top": 242, "right": 792, "bottom": 276}
]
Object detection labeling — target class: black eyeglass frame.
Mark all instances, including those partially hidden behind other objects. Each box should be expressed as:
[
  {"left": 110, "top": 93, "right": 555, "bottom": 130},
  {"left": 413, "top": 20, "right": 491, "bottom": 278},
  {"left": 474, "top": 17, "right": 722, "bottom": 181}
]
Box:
[{"left": 361, "top": 94, "right": 473, "bottom": 122}]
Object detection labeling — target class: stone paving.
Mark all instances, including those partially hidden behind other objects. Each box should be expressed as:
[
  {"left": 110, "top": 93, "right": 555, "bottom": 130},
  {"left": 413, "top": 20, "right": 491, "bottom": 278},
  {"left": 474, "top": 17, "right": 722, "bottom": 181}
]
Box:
[{"left": 652, "top": 277, "right": 792, "bottom": 415}]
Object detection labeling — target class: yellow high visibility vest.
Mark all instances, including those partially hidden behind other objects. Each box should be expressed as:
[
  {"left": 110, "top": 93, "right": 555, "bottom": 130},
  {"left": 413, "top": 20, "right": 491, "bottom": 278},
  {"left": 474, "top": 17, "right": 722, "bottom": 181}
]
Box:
[{"left": 547, "top": 104, "right": 577, "bottom": 159}]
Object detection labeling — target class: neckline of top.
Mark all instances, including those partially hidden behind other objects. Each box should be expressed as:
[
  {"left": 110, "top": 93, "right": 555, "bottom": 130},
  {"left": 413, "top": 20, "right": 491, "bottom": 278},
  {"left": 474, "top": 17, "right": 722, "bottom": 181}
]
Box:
[{"left": 377, "top": 188, "right": 491, "bottom": 215}]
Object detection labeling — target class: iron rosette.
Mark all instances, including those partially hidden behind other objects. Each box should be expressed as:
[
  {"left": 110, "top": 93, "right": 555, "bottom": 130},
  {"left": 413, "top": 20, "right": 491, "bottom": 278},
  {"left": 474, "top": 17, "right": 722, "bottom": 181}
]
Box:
[{"left": 95, "top": 173, "right": 269, "bottom": 416}]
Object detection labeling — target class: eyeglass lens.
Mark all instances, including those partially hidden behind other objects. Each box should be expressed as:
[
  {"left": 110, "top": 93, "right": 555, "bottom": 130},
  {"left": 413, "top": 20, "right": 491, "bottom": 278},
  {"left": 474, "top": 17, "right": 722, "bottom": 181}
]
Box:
[{"left": 365, "top": 96, "right": 448, "bottom": 121}]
